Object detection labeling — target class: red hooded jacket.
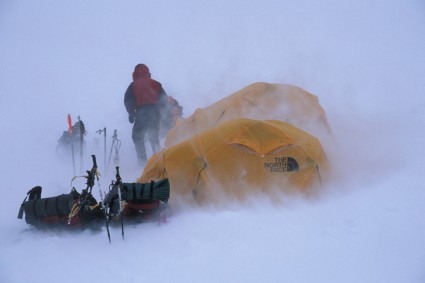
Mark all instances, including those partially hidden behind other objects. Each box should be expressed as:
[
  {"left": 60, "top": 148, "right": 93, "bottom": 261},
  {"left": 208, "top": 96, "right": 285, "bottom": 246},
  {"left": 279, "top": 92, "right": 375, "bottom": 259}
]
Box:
[{"left": 132, "top": 64, "right": 161, "bottom": 107}]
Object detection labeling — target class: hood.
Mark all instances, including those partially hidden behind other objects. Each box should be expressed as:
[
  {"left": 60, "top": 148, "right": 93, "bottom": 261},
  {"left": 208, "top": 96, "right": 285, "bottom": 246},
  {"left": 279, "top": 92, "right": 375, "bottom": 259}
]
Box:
[{"left": 132, "top": 64, "right": 151, "bottom": 80}]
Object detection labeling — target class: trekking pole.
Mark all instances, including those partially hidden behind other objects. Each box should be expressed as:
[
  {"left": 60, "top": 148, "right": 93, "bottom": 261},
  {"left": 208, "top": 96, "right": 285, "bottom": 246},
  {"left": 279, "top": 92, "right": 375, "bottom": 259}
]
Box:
[
  {"left": 115, "top": 166, "right": 124, "bottom": 239},
  {"left": 113, "top": 131, "right": 121, "bottom": 168},
  {"left": 107, "top": 129, "right": 120, "bottom": 173},
  {"left": 103, "top": 129, "right": 106, "bottom": 173},
  {"left": 67, "top": 114, "right": 76, "bottom": 176},
  {"left": 78, "top": 116, "right": 85, "bottom": 174},
  {"left": 91, "top": 154, "right": 111, "bottom": 243},
  {"left": 96, "top": 127, "right": 107, "bottom": 175}
]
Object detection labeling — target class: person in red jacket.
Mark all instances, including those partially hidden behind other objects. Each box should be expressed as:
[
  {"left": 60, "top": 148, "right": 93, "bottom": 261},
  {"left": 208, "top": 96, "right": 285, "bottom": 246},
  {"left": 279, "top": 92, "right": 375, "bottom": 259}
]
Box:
[{"left": 124, "top": 64, "right": 167, "bottom": 166}]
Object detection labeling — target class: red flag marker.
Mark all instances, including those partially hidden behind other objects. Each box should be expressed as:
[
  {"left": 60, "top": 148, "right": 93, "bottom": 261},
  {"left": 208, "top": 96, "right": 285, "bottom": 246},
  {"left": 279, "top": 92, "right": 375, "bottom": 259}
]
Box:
[{"left": 67, "top": 114, "right": 73, "bottom": 135}]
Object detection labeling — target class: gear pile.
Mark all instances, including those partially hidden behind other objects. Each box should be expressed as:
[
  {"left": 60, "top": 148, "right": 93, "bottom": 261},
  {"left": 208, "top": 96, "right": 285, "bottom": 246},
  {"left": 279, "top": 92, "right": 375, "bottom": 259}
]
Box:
[{"left": 18, "top": 155, "right": 170, "bottom": 243}]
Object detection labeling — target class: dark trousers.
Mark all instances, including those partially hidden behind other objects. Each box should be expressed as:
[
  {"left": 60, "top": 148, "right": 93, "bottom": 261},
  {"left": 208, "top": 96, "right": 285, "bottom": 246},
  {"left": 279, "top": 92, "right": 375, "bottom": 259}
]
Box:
[{"left": 132, "top": 106, "right": 161, "bottom": 166}]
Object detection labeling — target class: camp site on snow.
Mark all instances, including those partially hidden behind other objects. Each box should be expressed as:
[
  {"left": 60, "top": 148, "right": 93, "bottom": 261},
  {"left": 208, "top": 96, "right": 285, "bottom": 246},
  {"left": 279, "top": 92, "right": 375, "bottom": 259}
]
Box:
[{"left": 17, "top": 82, "right": 332, "bottom": 242}]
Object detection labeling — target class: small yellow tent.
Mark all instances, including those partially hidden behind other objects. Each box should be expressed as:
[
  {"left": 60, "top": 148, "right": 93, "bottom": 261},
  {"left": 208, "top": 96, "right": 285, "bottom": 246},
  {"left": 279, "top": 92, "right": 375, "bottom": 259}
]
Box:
[
  {"left": 139, "top": 118, "right": 328, "bottom": 206},
  {"left": 165, "top": 82, "right": 331, "bottom": 147}
]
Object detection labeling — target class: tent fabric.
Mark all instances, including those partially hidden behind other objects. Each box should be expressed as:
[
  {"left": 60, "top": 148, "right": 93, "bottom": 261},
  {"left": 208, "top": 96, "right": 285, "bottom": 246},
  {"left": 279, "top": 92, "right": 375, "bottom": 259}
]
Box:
[
  {"left": 138, "top": 118, "right": 329, "bottom": 206},
  {"left": 165, "top": 82, "right": 331, "bottom": 148}
]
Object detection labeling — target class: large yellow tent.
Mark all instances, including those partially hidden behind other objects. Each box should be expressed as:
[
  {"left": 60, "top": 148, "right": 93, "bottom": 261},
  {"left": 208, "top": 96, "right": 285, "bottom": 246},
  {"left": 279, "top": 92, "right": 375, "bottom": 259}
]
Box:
[
  {"left": 139, "top": 118, "right": 329, "bottom": 206},
  {"left": 165, "top": 82, "right": 332, "bottom": 147}
]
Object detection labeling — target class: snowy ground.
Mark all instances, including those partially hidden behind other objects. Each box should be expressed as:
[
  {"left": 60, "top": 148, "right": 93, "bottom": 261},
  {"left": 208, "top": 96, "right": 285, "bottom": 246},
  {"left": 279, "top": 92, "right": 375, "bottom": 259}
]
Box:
[{"left": 1, "top": 1, "right": 425, "bottom": 282}]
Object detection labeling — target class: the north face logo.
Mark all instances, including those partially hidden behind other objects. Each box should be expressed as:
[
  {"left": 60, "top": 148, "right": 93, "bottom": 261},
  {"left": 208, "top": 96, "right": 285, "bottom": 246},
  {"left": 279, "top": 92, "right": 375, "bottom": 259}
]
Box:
[{"left": 264, "top": 157, "right": 299, "bottom": 172}]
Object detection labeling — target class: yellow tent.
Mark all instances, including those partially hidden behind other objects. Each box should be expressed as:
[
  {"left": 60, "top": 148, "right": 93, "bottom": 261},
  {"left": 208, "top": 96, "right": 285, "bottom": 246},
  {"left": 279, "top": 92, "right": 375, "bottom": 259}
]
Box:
[
  {"left": 165, "top": 82, "right": 331, "bottom": 147},
  {"left": 139, "top": 118, "right": 328, "bottom": 206}
]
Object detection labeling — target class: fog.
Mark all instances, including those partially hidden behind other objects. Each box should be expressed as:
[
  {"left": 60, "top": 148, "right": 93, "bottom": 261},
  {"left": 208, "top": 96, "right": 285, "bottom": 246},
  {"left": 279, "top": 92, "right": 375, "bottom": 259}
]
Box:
[{"left": 1, "top": 1, "right": 425, "bottom": 282}]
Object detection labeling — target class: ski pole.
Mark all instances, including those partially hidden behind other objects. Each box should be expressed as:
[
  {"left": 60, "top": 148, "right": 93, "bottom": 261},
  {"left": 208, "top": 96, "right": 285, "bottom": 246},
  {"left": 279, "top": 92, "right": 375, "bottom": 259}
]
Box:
[
  {"left": 67, "top": 114, "right": 76, "bottom": 176},
  {"left": 78, "top": 116, "right": 85, "bottom": 174},
  {"left": 113, "top": 131, "right": 121, "bottom": 168},
  {"left": 96, "top": 128, "right": 107, "bottom": 175},
  {"left": 116, "top": 166, "right": 124, "bottom": 239},
  {"left": 107, "top": 129, "right": 118, "bottom": 173},
  {"left": 103, "top": 128, "right": 106, "bottom": 174},
  {"left": 91, "top": 154, "right": 111, "bottom": 243}
]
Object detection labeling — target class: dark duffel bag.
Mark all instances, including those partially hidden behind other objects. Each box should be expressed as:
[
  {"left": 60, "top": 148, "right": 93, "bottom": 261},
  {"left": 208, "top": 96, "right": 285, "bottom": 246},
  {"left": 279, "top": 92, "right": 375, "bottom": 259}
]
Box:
[{"left": 18, "top": 186, "right": 78, "bottom": 225}]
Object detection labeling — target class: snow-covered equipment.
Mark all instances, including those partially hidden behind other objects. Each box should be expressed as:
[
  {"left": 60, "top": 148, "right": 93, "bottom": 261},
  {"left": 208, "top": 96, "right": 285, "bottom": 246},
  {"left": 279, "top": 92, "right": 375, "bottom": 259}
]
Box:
[
  {"left": 56, "top": 114, "right": 87, "bottom": 174},
  {"left": 17, "top": 155, "right": 171, "bottom": 241}
]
